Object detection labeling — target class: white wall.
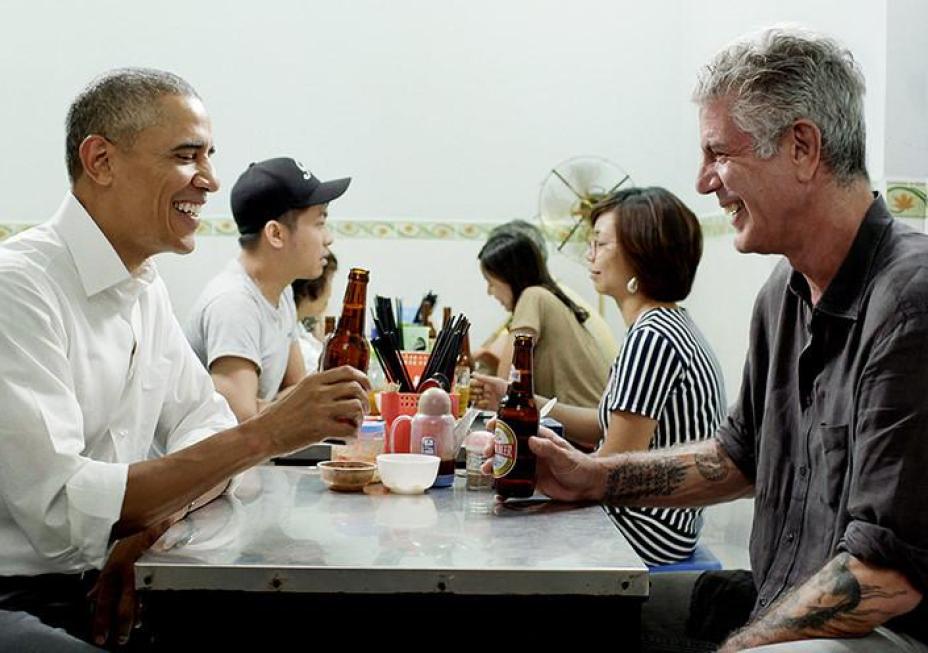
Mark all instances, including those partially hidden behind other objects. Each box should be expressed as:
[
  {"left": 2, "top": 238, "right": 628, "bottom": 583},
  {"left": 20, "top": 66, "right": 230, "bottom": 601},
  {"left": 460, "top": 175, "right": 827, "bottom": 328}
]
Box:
[
  {"left": 1, "top": 0, "right": 894, "bottom": 398},
  {"left": 885, "top": 0, "right": 928, "bottom": 179}
]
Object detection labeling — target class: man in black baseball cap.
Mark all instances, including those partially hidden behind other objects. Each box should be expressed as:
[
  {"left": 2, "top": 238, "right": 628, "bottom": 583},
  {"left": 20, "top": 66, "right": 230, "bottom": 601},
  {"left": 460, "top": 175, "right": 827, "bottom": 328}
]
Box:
[
  {"left": 184, "top": 156, "right": 352, "bottom": 422},
  {"left": 231, "top": 157, "right": 350, "bottom": 240}
]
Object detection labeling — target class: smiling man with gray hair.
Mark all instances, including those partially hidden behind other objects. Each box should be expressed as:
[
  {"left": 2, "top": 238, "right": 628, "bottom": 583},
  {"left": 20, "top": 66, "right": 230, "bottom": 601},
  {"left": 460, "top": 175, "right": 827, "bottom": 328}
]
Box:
[{"left": 516, "top": 27, "right": 928, "bottom": 652}]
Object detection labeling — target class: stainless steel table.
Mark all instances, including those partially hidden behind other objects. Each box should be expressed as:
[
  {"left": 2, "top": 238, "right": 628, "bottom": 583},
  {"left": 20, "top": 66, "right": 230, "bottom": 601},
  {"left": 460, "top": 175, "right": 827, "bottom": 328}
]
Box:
[{"left": 135, "top": 465, "right": 648, "bottom": 646}]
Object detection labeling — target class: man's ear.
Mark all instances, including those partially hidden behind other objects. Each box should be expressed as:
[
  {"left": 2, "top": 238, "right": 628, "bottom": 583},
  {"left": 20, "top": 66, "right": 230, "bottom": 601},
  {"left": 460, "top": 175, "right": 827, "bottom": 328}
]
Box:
[
  {"left": 78, "top": 135, "right": 116, "bottom": 186},
  {"left": 263, "top": 220, "right": 287, "bottom": 249},
  {"left": 788, "top": 119, "right": 822, "bottom": 183}
]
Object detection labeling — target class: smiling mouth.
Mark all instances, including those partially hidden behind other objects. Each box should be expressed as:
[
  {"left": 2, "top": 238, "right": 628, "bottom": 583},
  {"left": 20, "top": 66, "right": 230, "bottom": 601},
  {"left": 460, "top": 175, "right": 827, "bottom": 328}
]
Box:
[
  {"left": 722, "top": 201, "right": 745, "bottom": 222},
  {"left": 173, "top": 201, "right": 203, "bottom": 218}
]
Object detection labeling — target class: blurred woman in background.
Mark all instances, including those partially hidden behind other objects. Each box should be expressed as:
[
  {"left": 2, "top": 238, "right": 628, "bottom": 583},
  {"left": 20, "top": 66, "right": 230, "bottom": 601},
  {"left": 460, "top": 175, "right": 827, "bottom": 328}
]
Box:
[{"left": 472, "top": 229, "right": 617, "bottom": 408}]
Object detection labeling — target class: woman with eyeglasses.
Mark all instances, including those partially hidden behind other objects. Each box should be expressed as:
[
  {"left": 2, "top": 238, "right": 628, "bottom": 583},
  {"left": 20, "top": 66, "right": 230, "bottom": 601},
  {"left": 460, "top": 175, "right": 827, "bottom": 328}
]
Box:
[
  {"left": 473, "top": 187, "right": 726, "bottom": 565},
  {"left": 471, "top": 228, "right": 618, "bottom": 408}
]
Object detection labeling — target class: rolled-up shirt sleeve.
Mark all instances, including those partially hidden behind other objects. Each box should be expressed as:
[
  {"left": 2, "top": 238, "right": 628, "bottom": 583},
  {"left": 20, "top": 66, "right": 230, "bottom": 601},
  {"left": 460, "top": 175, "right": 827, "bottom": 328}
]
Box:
[
  {"left": 0, "top": 271, "right": 126, "bottom": 569},
  {"left": 841, "top": 310, "right": 928, "bottom": 592}
]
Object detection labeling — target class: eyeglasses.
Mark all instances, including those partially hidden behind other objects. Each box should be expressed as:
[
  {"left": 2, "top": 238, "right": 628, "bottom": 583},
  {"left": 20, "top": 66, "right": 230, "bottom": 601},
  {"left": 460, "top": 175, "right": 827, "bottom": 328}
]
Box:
[{"left": 587, "top": 239, "right": 617, "bottom": 256}]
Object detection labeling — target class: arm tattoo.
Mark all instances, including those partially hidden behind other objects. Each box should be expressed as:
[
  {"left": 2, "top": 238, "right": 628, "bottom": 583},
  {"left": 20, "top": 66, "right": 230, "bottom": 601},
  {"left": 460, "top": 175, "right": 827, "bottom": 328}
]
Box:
[
  {"left": 729, "top": 553, "right": 913, "bottom": 646},
  {"left": 604, "top": 457, "right": 686, "bottom": 505},
  {"left": 694, "top": 441, "right": 730, "bottom": 482},
  {"left": 777, "top": 554, "right": 908, "bottom": 633}
]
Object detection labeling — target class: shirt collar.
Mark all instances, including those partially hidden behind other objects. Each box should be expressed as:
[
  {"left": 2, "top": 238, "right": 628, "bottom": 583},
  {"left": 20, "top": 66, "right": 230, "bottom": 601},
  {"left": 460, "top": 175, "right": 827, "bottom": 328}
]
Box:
[
  {"left": 51, "top": 193, "right": 156, "bottom": 298},
  {"left": 787, "top": 194, "right": 892, "bottom": 320}
]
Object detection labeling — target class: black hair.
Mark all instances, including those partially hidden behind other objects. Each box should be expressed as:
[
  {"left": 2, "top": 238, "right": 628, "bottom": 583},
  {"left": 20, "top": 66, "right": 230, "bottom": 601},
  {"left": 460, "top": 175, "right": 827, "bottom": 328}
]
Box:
[
  {"left": 590, "top": 186, "right": 702, "bottom": 302},
  {"left": 478, "top": 231, "right": 589, "bottom": 324}
]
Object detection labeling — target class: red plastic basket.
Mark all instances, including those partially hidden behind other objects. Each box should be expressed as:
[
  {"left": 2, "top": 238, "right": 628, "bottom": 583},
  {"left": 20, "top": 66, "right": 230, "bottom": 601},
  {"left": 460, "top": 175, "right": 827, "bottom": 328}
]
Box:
[{"left": 399, "top": 351, "right": 430, "bottom": 386}]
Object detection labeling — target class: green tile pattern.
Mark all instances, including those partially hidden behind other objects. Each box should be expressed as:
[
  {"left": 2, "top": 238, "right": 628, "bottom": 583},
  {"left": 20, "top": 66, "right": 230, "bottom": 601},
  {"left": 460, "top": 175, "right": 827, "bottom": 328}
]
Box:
[
  {"left": 887, "top": 181, "right": 927, "bottom": 219},
  {"left": 0, "top": 215, "right": 737, "bottom": 242}
]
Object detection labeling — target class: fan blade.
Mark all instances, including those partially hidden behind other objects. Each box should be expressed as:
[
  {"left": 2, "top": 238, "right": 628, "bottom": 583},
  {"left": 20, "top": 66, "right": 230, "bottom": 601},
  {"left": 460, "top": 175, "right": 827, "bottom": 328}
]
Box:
[
  {"left": 565, "top": 160, "right": 602, "bottom": 196},
  {"left": 550, "top": 168, "right": 585, "bottom": 201},
  {"left": 556, "top": 218, "right": 585, "bottom": 252},
  {"left": 604, "top": 174, "right": 631, "bottom": 196}
]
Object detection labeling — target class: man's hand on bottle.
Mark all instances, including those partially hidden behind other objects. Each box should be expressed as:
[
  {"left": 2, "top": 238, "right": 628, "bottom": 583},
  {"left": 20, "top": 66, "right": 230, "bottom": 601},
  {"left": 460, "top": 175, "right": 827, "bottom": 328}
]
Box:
[
  {"left": 259, "top": 365, "right": 371, "bottom": 455},
  {"left": 481, "top": 422, "right": 606, "bottom": 503}
]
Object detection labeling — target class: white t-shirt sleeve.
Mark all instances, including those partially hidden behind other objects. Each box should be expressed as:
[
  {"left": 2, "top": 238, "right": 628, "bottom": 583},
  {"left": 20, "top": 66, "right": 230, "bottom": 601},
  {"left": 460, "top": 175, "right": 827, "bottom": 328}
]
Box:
[{"left": 199, "top": 291, "right": 265, "bottom": 373}]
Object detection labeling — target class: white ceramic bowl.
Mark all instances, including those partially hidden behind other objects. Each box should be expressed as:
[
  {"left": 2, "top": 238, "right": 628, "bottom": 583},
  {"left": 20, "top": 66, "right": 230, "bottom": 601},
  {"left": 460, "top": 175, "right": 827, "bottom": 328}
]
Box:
[{"left": 376, "top": 454, "right": 440, "bottom": 494}]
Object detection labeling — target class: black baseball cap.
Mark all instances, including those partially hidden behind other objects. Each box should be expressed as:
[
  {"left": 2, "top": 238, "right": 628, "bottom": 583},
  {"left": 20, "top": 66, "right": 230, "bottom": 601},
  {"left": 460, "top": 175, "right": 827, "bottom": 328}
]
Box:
[{"left": 230, "top": 157, "right": 351, "bottom": 235}]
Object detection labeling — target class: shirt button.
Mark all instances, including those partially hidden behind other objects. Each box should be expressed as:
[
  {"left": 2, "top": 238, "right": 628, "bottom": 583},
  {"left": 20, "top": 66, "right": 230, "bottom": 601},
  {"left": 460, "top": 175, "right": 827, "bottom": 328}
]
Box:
[
  {"left": 798, "top": 465, "right": 808, "bottom": 478},
  {"left": 785, "top": 531, "right": 795, "bottom": 543},
  {"left": 759, "top": 597, "right": 768, "bottom": 607}
]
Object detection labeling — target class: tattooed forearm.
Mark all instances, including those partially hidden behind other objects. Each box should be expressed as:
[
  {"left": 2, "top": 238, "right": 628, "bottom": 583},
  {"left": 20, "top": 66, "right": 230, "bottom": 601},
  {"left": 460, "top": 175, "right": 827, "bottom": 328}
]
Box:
[
  {"left": 694, "top": 440, "right": 730, "bottom": 482},
  {"left": 604, "top": 458, "right": 687, "bottom": 504},
  {"left": 778, "top": 554, "right": 864, "bottom": 631},
  {"left": 776, "top": 554, "right": 908, "bottom": 633},
  {"left": 721, "top": 553, "right": 919, "bottom": 650}
]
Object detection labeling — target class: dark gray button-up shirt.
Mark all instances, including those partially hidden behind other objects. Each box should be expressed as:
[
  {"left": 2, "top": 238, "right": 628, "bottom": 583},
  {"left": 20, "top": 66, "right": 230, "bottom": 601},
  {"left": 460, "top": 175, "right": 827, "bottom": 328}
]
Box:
[{"left": 717, "top": 197, "right": 928, "bottom": 640}]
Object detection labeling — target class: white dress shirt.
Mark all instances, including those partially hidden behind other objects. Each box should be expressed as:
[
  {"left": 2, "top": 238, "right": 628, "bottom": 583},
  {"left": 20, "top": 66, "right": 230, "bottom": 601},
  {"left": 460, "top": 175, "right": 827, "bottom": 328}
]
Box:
[{"left": 0, "top": 194, "right": 236, "bottom": 575}]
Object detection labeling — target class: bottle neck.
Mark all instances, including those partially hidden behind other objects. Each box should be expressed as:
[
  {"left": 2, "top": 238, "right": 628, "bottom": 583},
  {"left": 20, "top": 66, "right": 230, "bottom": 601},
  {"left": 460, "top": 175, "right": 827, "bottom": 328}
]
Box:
[
  {"left": 336, "top": 279, "right": 368, "bottom": 335},
  {"left": 458, "top": 333, "right": 474, "bottom": 371},
  {"left": 508, "top": 342, "right": 533, "bottom": 395}
]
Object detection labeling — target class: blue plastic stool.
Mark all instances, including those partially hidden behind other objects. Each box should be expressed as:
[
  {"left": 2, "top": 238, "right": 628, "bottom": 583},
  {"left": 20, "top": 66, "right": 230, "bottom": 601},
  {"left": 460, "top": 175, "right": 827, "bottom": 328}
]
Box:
[{"left": 647, "top": 544, "right": 722, "bottom": 573}]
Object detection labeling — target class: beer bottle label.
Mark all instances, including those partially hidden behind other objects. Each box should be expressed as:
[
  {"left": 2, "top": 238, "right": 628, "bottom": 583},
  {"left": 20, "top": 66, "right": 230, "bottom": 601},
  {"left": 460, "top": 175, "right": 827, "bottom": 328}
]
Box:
[
  {"left": 420, "top": 437, "right": 436, "bottom": 456},
  {"left": 493, "top": 420, "right": 517, "bottom": 478}
]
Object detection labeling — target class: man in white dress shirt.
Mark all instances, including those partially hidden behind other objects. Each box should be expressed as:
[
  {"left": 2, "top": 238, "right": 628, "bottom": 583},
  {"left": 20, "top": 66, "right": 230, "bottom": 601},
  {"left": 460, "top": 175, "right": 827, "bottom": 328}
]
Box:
[{"left": 0, "top": 68, "right": 368, "bottom": 650}]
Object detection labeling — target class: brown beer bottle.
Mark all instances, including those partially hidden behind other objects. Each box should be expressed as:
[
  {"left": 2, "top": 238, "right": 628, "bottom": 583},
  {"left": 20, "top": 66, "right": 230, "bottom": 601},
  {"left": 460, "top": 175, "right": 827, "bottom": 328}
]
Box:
[
  {"left": 457, "top": 327, "right": 474, "bottom": 372},
  {"left": 324, "top": 315, "right": 336, "bottom": 336},
  {"left": 321, "top": 268, "right": 370, "bottom": 372},
  {"left": 493, "top": 334, "right": 539, "bottom": 498}
]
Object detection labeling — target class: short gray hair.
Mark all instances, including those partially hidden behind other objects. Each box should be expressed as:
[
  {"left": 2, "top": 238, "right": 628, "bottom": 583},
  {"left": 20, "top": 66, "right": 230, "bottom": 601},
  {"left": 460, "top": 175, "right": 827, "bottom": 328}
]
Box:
[
  {"left": 693, "top": 27, "right": 868, "bottom": 184},
  {"left": 65, "top": 68, "right": 199, "bottom": 182}
]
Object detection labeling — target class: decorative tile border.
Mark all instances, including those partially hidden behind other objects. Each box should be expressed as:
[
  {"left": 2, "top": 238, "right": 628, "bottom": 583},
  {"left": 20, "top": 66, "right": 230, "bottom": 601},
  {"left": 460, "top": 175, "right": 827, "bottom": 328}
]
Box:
[
  {"left": 0, "top": 215, "right": 735, "bottom": 243},
  {"left": 195, "top": 214, "right": 736, "bottom": 240},
  {"left": 886, "top": 180, "right": 927, "bottom": 219},
  {"left": 329, "top": 220, "right": 494, "bottom": 240},
  {"left": 6, "top": 182, "right": 925, "bottom": 244}
]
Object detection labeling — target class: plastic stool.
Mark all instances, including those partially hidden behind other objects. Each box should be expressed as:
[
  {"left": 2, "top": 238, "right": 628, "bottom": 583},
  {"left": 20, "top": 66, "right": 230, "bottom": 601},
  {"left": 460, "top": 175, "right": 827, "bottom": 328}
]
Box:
[{"left": 648, "top": 544, "right": 722, "bottom": 573}]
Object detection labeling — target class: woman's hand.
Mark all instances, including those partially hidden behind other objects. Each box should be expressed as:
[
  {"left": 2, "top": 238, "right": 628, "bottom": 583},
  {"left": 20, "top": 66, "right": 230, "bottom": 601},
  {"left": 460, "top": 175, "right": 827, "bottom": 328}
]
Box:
[{"left": 469, "top": 373, "right": 508, "bottom": 410}]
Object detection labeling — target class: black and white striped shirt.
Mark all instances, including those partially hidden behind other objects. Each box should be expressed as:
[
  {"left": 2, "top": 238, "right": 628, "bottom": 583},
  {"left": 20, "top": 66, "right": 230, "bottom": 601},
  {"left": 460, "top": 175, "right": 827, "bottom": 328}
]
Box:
[{"left": 598, "top": 307, "right": 726, "bottom": 566}]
